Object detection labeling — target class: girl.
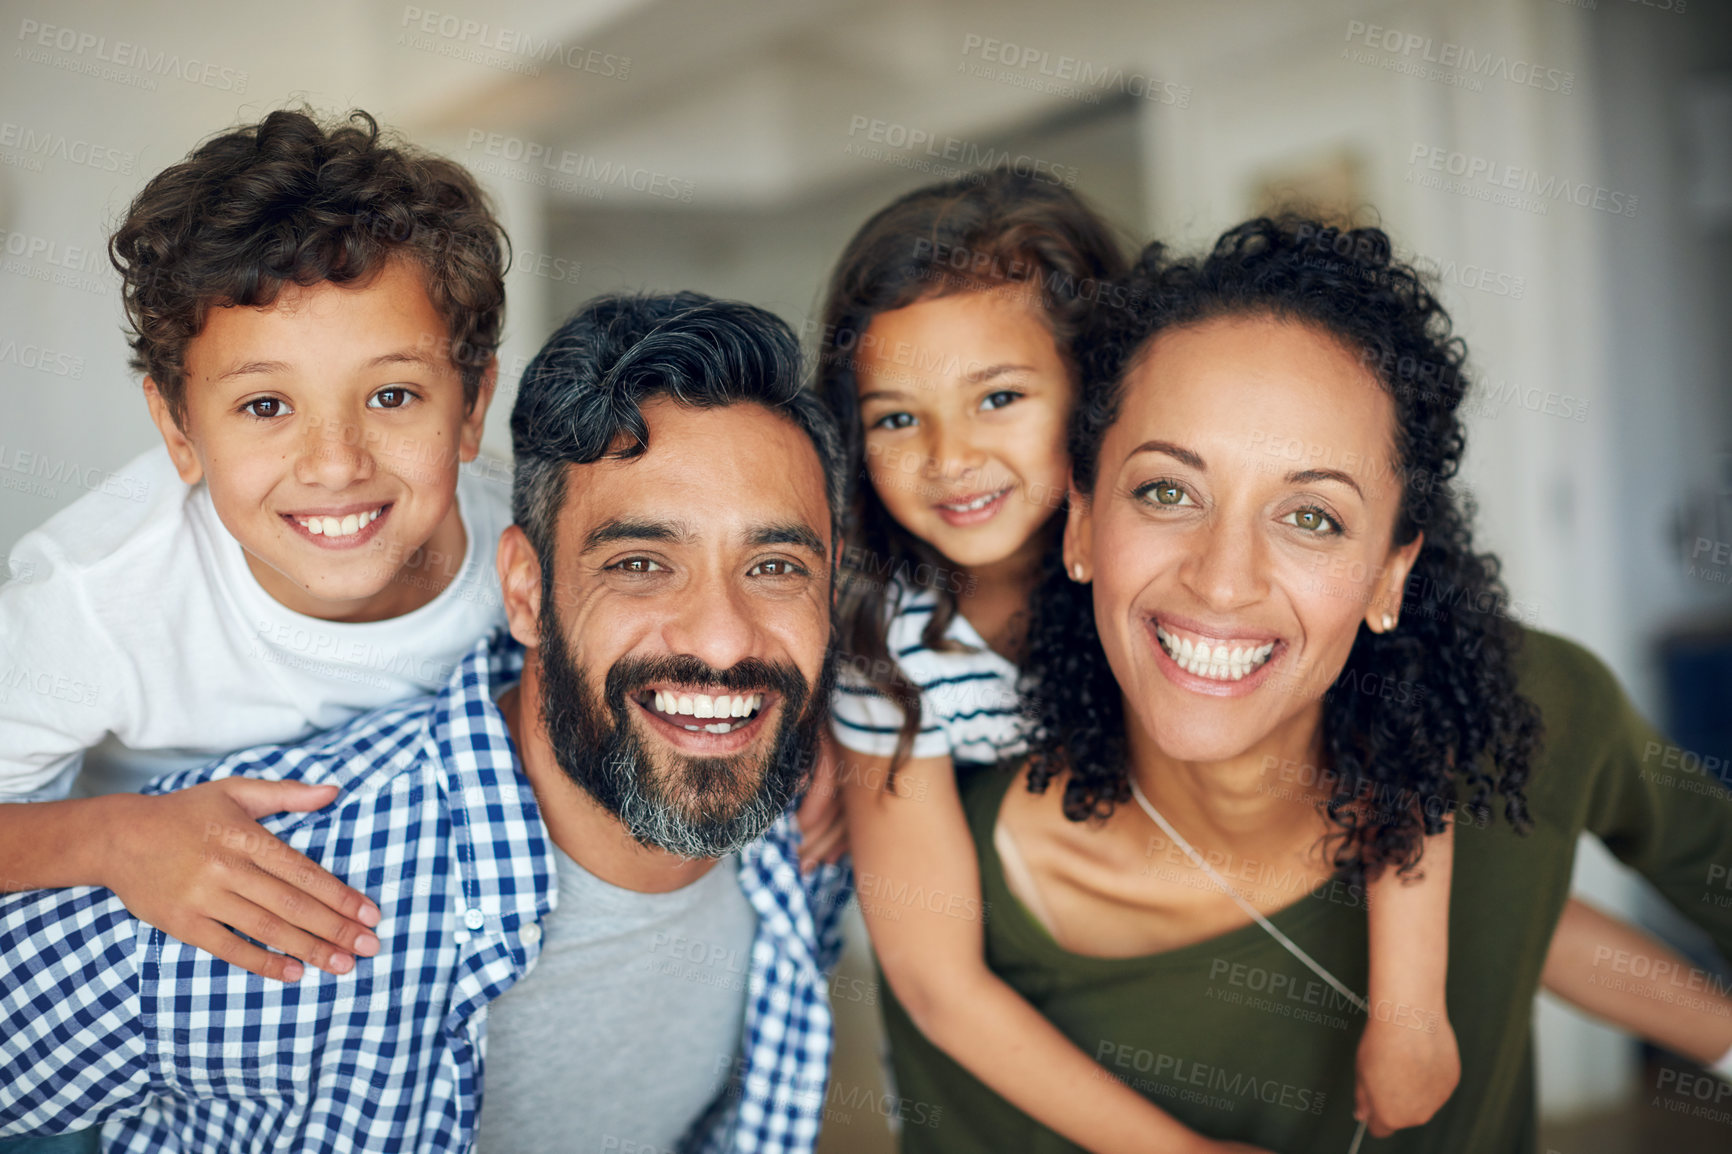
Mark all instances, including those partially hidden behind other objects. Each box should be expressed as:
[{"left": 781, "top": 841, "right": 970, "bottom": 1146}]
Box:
[{"left": 815, "top": 171, "right": 1457, "bottom": 1151}]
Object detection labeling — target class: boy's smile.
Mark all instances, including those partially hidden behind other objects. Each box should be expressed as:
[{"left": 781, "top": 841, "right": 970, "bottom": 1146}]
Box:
[{"left": 146, "top": 257, "right": 495, "bottom": 622}]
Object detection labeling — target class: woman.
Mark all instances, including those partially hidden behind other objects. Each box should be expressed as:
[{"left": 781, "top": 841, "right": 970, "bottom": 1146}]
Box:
[{"left": 876, "top": 217, "right": 1732, "bottom": 1152}]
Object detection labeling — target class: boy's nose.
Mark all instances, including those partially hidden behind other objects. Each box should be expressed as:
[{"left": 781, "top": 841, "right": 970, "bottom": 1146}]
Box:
[{"left": 294, "top": 415, "right": 375, "bottom": 488}]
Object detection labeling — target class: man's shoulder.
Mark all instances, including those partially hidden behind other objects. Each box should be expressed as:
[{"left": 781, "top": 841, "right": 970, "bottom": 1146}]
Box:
[{"left": 147, "top": 681, "right": 446, "bottom": 804}]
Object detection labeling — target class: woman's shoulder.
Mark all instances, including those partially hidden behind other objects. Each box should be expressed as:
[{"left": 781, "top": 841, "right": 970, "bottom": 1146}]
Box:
[{"left": 1512, "top": 627, "right": 1627, "bottom": 723}]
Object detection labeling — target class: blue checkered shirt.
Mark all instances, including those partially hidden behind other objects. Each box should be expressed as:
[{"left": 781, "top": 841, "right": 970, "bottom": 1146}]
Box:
[{"left": 0, "top": 632, "right": 853, "bottom": 1152}]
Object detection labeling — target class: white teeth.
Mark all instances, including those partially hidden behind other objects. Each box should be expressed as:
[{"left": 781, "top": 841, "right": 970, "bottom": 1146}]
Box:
[
  {"left": 649, "top": 689, "right": 765, "bottom": 724},
  {"left": 1156, "top": 625, "right": 1277, "bottom": 682},
  {"left": 296, "top": 507, "right": 383, "bottom": 538},
  {"left": 940, "top": 488, "right": 1007, "bottom": 512}
]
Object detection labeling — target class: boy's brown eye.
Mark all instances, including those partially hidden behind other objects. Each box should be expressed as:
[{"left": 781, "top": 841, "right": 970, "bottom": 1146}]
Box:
[
  {"left": 243, "top": 398, "right": 282, "bottom": 419},
  {"left": 372, "top": 388, "right": 410, "bottom": 409}
]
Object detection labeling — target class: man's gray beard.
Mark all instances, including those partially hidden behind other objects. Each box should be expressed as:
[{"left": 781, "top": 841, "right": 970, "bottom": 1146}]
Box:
[
  {"left": 597, "top": 742, "right": 790, "bottom": 860},
  {"left": 535, "top": 604, "right": 828, "bottom": 859}
]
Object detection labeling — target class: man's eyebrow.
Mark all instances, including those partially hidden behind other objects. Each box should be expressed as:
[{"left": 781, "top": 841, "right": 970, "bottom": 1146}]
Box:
[
  {"left": 581, "top": 518, "right": 695, "bottom": 552},
  {"left": 747, "top": 523, "right": 825, "bottom": 555},
  {"left": 1127, "top": 440, "right": 1206, "bottom": 470},
  {"left": 1286, "top": 467, "right": 1364, "bottom": 499}
]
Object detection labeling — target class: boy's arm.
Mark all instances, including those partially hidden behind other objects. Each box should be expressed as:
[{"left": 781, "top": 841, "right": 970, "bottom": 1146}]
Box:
[
  {"left": 841, "top": 747, "right": 1261, "bottom": 1154},
  {"left": 1542, "top": 896, "right": 1732, "bottom": 1068},
  {"left": 1356, "top": 823, "right": 1460, "bottom": 1137},
  {"left": 0, "top": 546, "right": 133, "bottom": 799},
  {"left": 0, "top": 780, "right": 381, "bottom": 983}
]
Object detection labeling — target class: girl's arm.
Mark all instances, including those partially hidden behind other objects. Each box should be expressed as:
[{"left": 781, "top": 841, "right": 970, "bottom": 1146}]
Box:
[
  {"left": 1541, "top": 896, "right": 1732, "bottom": 1068},
  {"left": 1355, "top": 821, "right": 1460, "bottom": 1137},
  {"left": 841, "top": 746, "right": 1267, "bottom": 1154}
]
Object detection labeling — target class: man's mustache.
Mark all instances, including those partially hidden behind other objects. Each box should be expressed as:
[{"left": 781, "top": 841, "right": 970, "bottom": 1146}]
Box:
[{"left": 602, "top": 654, "right": 809, "bottom": 707}]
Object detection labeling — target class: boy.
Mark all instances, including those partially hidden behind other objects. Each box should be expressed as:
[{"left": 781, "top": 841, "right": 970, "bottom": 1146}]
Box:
[{"left": 0, "top": 107, "right": 511, "bottom": 983}]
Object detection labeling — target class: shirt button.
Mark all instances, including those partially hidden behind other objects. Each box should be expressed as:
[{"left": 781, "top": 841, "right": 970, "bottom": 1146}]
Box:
[
  {"left": 463, "top": 908, "right": 485, "bottom": 931},
  {"left": 522, "top": 923, "right": 542, "bottom": 944}
]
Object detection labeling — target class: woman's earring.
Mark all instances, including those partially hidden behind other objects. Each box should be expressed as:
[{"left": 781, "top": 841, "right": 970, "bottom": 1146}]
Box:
[
  {"left": 1381, "top": 614, "right": 1396, "bottom": 632},
  {"left": 1072, "top": 563, "right": 1086, "bottom": 582}
]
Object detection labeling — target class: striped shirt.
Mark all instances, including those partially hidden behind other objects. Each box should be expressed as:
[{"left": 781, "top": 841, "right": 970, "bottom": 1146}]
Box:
[
  {"left": 830, "top": 583, "right": 1028, "bottom": 767},
  {"left": 0, "top": 632, "right": 852, "bottom": 1154}
]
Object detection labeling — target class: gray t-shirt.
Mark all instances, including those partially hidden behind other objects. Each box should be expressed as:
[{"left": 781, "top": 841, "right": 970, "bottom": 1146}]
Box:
[{"left": 477, "top": 839, "right": 759, "bottom": 1154}]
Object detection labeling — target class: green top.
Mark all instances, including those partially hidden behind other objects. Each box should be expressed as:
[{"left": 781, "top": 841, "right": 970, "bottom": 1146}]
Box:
[{"left": 880, "top": 630, "right": 1732, "bottom": 1153}]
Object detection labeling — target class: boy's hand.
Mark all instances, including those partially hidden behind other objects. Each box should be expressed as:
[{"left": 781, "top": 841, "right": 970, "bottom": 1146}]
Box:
[
  {"left": 101, "top": 780, "right": 382, "bottom": 982},
  {"left": 1353, "top": 1012, "right": 1460, "bottom": 1137},
  {"left": 795, "top": 735, "right": 847, "bottom": 872}
]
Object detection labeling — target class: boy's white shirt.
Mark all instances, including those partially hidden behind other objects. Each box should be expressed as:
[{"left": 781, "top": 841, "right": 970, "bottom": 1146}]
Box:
[{"left": 0, "top": 444, "right": 513, "bottom": 800}]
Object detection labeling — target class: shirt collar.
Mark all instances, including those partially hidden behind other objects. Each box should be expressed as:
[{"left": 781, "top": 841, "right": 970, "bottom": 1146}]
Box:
[{"left": 428, "top": 630, "right": 556, "bottom": 933}]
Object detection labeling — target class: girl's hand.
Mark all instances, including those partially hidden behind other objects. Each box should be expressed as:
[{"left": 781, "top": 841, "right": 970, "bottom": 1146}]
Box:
[
  {"left": 1353, "top": 1011, "right": 1460, "bottom": 1137},
  {"left": 795, "top": 734, "right": 848, "bottom": 871},
  {"left": 101, "top": 779, "right": 382, "bottom": 981}
]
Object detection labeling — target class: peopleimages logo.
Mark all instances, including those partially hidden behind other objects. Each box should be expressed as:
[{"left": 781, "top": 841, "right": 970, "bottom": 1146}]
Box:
[
  {"left": 1406, "top": 143, "right": 1638, "bottom": 219},
  {"left": 0, "top": 121, "right": 134, "bottom": 174},
  {"left": 1344, "top": 21, "right": 1574, "bottom": 94},
  {"left": 15, "top": 18, "right": 249, "bottom": 92}
]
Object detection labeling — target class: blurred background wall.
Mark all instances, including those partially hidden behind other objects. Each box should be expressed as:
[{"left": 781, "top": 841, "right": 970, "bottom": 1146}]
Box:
[{"left": 1, "top": 1, "right": 1729, "bottom": 1150}]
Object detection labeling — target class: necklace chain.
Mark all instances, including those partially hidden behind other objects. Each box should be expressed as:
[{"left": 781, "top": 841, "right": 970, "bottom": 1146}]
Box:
[{"left": 1127, "top": 778, "right": 1370, "bottom": 1154}]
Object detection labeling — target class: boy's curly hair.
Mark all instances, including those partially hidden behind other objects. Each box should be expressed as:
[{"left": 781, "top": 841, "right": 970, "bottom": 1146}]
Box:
[
  {"left": 1021, "top": 216, "right": 1542, "bottom": 885},
  {"left": 109, "top": 107, "right": 508, "bottom": 424}
]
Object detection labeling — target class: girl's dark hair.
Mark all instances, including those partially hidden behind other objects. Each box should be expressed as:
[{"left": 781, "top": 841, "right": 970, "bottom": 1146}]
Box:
[
  {"left": 1022, "top": 216, "right": 1542, "bottom": 884},
  {"left": 816, "top": 169, "right": 1130, "bottom": 775},
  {"left": 110, "top": 107, "right": 508, "bottom": 425}
]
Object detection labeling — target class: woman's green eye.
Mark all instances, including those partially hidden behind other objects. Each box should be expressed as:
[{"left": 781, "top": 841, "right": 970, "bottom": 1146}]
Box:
[
  {"left": 1143, "top": 481, "right": 1189, "bottom": 506},
  {"left": 982, "top": 390, "right": 1021, "bottom": 411},
  {"left": 1284, "top": 506, "right": 1341, "bottom": 534}
]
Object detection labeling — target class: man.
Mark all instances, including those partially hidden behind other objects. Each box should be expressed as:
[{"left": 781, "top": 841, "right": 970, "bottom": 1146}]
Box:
[{"left": 0, "top": 292, "right": 852, "bottom": 1154}]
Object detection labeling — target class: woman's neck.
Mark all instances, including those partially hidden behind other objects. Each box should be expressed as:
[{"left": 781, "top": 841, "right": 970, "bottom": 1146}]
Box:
[{"left": 1123, "top": 701, "right": 1333, "bottom": 858}]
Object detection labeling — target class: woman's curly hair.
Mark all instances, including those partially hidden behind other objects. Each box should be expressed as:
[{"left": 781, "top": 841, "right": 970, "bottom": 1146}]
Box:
[
  {"left": 110, "top": 107, "right": 508, "bottom": 425},
  {"left": 1021, "top": 216, "right": 1542, "bottom": 885}
]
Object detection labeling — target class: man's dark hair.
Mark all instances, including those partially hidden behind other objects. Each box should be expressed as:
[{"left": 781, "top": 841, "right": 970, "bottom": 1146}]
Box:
[
  {"left": 109, "top": 107, "right": 508, "bottom": 425},
  {"left": 510, "top": 291, "right": 845, "bottom": 569}
]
